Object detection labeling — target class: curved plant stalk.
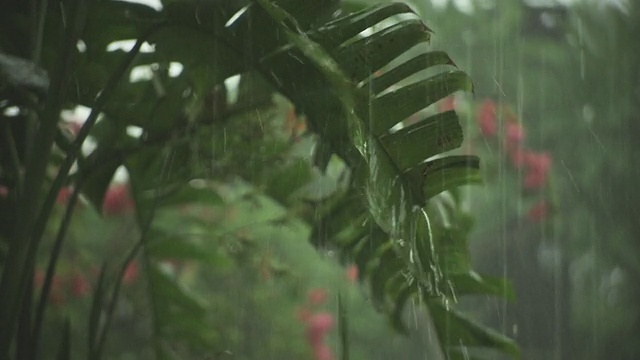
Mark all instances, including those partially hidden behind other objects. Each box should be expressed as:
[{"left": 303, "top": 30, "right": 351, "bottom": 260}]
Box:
[
  {"left": 31, "top": 181, "right": 84, "bottom": 359},
  {"left": 0, "top": 1, "right": 90, "bottom": 354},
  {"left": 28, "top": 25, "right": 162, "bottom": 286}
]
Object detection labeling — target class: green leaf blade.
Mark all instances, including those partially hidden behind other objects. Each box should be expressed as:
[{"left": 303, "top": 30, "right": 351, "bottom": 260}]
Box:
[{"left": 370, "top": 70, "right": 473, "bottom": 136}]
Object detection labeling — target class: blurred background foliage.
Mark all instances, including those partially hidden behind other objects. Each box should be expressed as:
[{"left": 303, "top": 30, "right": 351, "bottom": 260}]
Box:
[{"left": 404, "top": 0, "right": 639, "bottom": 359}]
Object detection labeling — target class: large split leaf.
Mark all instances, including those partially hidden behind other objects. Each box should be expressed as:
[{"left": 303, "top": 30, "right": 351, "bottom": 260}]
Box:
[
  {"left": 59, "top": 0, "right": 516, "bottom": 358},
  {"left": 252, "top": 2, "right": 515, "bottom": 358}
]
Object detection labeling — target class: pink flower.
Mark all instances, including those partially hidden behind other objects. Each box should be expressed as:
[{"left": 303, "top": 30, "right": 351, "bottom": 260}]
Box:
[
  {"left": 0, "top": 185, "right": 8, "bottom": 198},
  {"left": 305, "top": 313, "right": 335, "bottom": 360},
  {"left": 103, "top": 184, "right": 134, "bottom": 216},
  {"left": 345, "top": 265, "right": 358, "bottom": 283},
  {"left": 307, "top": 313, "right": 334, "bottom": 339},
  {"left": 528, "top": 201, "right": 548, "bottom": 222},
  {"left": 476, "top": 100, "right": 497, "bottom": 137},
  {"left": 505, "top": 122, "right": 525, "bottom": 149},
  {"left": 523, "top": 152, "right": 552, "bottom": 190},
  {"left": 298, "top": 306, "right": 336, "bottom": 360}
]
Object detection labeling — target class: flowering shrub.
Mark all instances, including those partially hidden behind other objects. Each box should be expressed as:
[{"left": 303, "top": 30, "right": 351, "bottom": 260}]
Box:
[
  {"left": 33, "top": 262, "right": 139, "bottom": 307},
  {"left": 440, "top": 96, "right": 555, "bottom": 223},
  {"left": 297, "top": 288, "right": 336, "bottom": 360}
]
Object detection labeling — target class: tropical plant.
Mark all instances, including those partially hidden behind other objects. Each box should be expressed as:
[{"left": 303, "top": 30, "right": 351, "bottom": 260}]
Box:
[{"left": 0, "top": 0, "right": 517, "bottom": 358}]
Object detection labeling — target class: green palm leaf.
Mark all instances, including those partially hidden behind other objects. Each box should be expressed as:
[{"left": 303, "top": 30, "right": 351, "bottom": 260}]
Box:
[{"left": 59, "top": 0, "right": 516, "bottom": 358}]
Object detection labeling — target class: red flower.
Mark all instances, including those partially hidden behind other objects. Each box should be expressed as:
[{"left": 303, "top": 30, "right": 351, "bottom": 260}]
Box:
[
  {"left": 103, "top": 184, "right": 133, "bottom": 216},
  {"left": 305, "top": 312, "right": 335, "bottom": 360},
  {"left": 0, "top": 185, "right": 8, "bottom": 198},
  {"left": 523, "top": 152, "right": 552, "bottom": 190},
  {"left": 345, "top": 265, "right": 358, "bottom": 283},
  {"left": 505, "top": 122, "right": 525, "bottom": 149},
  {"left": 476, "top": 100, "right": 497, "bottom": 136},
  {"left": 308, "top": 288, "right": 328, "bottom": 306},
  {"left": 528, "top": 201, "right": 548, "bottom": 222},
  {"left": 123, "top": 262, "right": 139, "bottom": 284},
  {"left": 298, "top": 298, "right": 334, "bottom": 360},
  {"left": 306, "top": 313, "right": 334, "bottom": 342},
  {"left": 526, "top": 152, "right": 551, "bottom": 173},
  {"left": 56, "top": 186, "right": 73, "bottom": 204},
  {"left": 71, "top": 273, "right": 91, "bottom": 297}
]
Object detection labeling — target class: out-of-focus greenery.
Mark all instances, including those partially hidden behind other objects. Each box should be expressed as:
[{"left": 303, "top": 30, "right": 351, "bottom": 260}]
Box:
[{"left": 398, "top": 0, "right": 640, "bottom": 359}]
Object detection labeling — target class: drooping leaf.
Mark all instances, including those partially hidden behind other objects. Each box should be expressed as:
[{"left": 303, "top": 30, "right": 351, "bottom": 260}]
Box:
[
  {"left": 448, "top": 272, "right": 515, "bottom": 301},
  {"left": 147, "top": 263, "right": 212, "bottom": 350},
  {"left": 0, "top": 52, "right": 49, "bottom": 96},
  {"left": 428, "top": 299, "right": 520, "bottom": 359}
]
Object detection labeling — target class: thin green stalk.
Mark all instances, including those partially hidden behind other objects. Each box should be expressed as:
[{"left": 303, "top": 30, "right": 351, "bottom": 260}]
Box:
[
  {"left": 91, "top": 182, "right": 159, "bottom": 360},
  {"left": 32, "top": 0, "right": 49, "bottom": 64},
  {"left": 91, "top": 240, "right": 145, "bottom": 360},
  {"left": 16, "top": 269, "right": 34, "bottom": 360},
  {"left": 91, "top": 147, "right": 168, "bottom": 359},
  {"left": 2, "top": 128, "right": 23, "bottom": 194},
  {"left": 338, "top": 292, "right": 350, "bottom": 360},
  {"left": 28, "top": 24, "right": 163, "bottom": 279},
  {"left": 30, "top": 181, "right": 84, "bottom": 360},
  {"left": 8, "top": 24, "right": 162, "bottom": 359},
  {"left": 0, "top": 1, "right": 89, "bottom": 355}
]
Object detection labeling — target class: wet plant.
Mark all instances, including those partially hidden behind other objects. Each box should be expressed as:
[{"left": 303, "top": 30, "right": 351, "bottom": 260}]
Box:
[{"left": 0, "top": 0, "right": 517, "bottom": 358}]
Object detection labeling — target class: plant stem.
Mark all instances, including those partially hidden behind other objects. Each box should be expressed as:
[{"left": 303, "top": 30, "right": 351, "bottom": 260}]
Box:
[
  {"left": 0, "top": 1, "right": 89, "bottom": 355},
  {"left": 27, "top": 24, "right": 163, "bottom": 283},
  {"left": 2, "top": 127, "right": 23, "bottom": 194},
  {"left": 30, "top": 181, "right": 83, "bottom": 360},
  {"left": 338, "top": 292, "right": 350, "bottom": 360},
  {"left": 32, "top": 0, "right": 49, "bottom": 64},
  {"left": 92, "top": 149, "right": 165, "bottom": 360}
]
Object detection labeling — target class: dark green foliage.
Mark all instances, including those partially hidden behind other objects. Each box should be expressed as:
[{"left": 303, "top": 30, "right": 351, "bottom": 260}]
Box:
[{"left": 0, "top": 0, "right": 516, "bottom": 359}]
